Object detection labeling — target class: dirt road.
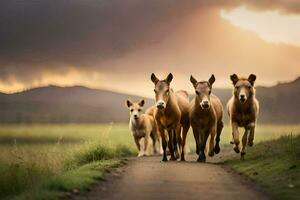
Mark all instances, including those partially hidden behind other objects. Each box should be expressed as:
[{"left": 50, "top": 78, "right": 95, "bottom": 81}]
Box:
[{"left": 72, "top": 152, "right": 270, "bottom": 200}]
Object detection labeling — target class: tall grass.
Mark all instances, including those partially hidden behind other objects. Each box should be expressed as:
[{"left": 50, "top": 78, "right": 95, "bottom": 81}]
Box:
[{"left": 0, "top": 124, "right": 136, "bottom": 199}]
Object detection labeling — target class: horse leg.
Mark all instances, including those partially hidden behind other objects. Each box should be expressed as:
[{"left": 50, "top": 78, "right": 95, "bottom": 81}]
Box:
[
  {"left": 208, "top": 125, "right": 217, "bottom": 157},
  {"left": 174, "top": 125, "right": 182, "bottom": 159},
  {"left": 214, "top": 121, "right": 223, "bottom": 154},
  {"left": 192, "top": 127, "right": 200, "bottom": 155},
  {"left": 159, "top": 127, "right": 168, "bottom": 162},
  {"left": 198, "top": 131, "right": 209, "bottom": 162},
  {"left": 168, "top": 129, "right": 176, "bottom": 161},
  {"left": 241, "top": 128, "right": 248, "bottom": 160},
  {"left": 180, "top": 125, "right": 189, "bottom": 161},
  {"left": 231, "top": 122, "right": 240, "bottom": 153},
  {"left": 248, "top": 122, "right": 255, "bottom": 147}
]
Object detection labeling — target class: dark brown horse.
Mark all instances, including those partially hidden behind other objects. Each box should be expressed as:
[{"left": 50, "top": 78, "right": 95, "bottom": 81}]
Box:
[{"left": 189, "top": 75, "right": 223, "bottom": 162}]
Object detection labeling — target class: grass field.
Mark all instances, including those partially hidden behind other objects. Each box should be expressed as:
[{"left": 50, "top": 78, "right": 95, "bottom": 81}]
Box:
[
  {"left": 0, "top": 123, "right": 299, "bottom": 199},
  {"left": 226, "top": 134, "right": 300, "bottom": 200}
]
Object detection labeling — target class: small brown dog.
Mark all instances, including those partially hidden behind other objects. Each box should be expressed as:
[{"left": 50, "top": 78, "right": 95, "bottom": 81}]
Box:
[
  {"left": 227, "top": 74, "right": 259, "bottom": 160},
  {"left": 126, "top": 99, "right": 160, "bottom": 156},
  {"left": 189, "top": 74, "right": 223, "bottom": 162}
]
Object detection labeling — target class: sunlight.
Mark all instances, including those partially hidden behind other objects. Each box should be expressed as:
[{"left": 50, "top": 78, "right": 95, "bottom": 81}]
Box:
[{"left": 220, "top": 6, "right": 300, "bottom": 46}]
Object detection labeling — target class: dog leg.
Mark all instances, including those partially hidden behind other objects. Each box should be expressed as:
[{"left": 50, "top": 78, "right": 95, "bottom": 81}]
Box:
[
  {"left": 143, "top": 136, "right": 149, "bottom": 156},
  {"left": 134, "top": 137, "right": 142, "bottom": 157},
  {"left": 150, "top": 131, "right": 157, "bottom": 154}
]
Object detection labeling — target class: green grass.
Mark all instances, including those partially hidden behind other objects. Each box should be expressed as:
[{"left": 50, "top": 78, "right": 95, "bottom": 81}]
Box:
[
  {"left": 226, "top": 134, "right": 300, "bottom": 200},
  {"left": 0, "top": 123, "right": 136, "bottom": 200},
  {"left": 0, "top": 123, "right": 299, "bottom": 199},
  {"left": 13, "top": 160, "right": 120, "bottom": 200}
]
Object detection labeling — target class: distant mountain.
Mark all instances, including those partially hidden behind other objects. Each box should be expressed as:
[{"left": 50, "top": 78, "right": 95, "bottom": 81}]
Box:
[
  {"left": 0, "top": 86, "right": 153, "bottom": 123},
  {"left": 0, "top": 77, "right": 299, "bottom": 124}
]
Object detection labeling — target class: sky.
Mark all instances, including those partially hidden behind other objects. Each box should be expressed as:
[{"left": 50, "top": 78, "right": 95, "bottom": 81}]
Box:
[{"left": 0, "top": 0, "right": 300, "bottom": 97}]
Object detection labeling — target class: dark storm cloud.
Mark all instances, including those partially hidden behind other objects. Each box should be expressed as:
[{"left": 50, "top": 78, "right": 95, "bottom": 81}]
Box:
[
  {"left": 0, "top": 0, "right": 203, "bottom": 82},
  {"left": 0, "top": 0, "right": 299, "bottom": 84}
]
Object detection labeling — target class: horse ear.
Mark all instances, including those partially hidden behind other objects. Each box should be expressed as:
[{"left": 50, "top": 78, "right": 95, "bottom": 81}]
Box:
[
  {"left": 190, "top": 75, "right": 198, "bottom": 88},
  {"left": 248, "top": 74, "right": 256, "bottom": 86},
  {"left": 208, "top": 74, "right": 215, "bottom": 86},
  {"left": 151, "top": 73, "right": 159, "bottom": 84},
  {"left": 126, "top": 99, "right": 133, "bottom": 108},
  {"left": 138, "top": 99, "right": 145, "bottom": 107},
  {"left": 165, "top": 73, "right": 173, "bottom": 84},
  {"left": 230, "top": 74, "right": 239, "bottom": 85}
]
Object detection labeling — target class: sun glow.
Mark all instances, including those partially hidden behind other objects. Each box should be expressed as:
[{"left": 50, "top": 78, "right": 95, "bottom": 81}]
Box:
[{"left": 220, "top": 6, "right": 300, "bottom": 46}]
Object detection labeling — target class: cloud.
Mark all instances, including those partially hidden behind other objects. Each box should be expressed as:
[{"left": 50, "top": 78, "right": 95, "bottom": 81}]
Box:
[
  {"left": 241, "top": 0, "right": 300, "bottom": 14},
  {"left": 0, "top": 0, "right": 300, "bottom": 94},
  {"left": 0, "top": 0, "right": 202, "bottom": 78}
]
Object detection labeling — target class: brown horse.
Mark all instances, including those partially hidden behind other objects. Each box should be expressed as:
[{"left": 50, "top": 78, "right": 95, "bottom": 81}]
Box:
[
  {"left": 189, "top": 75, "right": 224, "bottom": 162},
  {"left": 151, "top": 73, "right": 190, "bottom": 161},
  {"left": 227, "top": 74, "right": 259, "bottom": 160}
]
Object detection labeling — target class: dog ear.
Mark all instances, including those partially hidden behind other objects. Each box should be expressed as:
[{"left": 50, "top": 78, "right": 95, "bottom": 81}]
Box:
[
  {"left": 151, "top": 73, "right": 159, "bottom": 84},
  {"left": 138, "top": 99, "right": 145, "bottom": 107},
  {"left": 165, "top": 73, "right": 173, "bottom": 84},
  {"left": 208, "top": 74, "right": 215, "bottom": 87},
  {"left": 126, "top": 99, "right": 133, "bottom": 108},
  {"left": 248, "top": 74, "right": 256, "bottom": 86},
  {"left": 230, "top": 74, "right": 239, "bottom": 85},
  {"left": 190, "top": 75, "right": 198, "bottom": 88}
]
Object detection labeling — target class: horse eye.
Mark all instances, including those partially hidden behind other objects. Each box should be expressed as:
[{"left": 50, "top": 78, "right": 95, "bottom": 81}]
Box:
[
  {"left": 209, "top": 91, "right": 211, "bottom": 95},
  {"left": 195, "top": 91, "right": 199, "bottom": 95},
  {"left": 138, "top": 109, "right": 142, "bottom": 112},
  {"left": 130, "top": 109, "right": 133, "bottom": 112},
  {"left": 154, "top": 89, "right": 157, "bottom": 93}
]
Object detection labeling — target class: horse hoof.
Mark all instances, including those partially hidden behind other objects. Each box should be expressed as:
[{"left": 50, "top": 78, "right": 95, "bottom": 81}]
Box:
[
  {"left": 240, "top": 152, "right": 246, "bottom": 160},
  {"left": 230, "top": 140, "right": 234, "bottom": 144},
  {"left": 197, "top": 157, "right": 206, "bottom": 162},
  {"left": 248, "top": 141, "right": 254, "bottom": 147},
  {"left": 208, "top": 151, "right": 214, "bottom": 157},
  {"left": 214, "top": 146, "right": 220, "bottom": 154},
  {"left": 169, "top": 156, "right": 177, "bottom": 161},
  {"left": 233, "top": 146, "right": 240, "bottom": 154},
  {"left": 162, "top": 156, "right": 168, "bottom": 162}
]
